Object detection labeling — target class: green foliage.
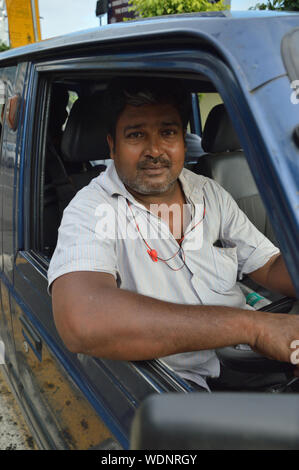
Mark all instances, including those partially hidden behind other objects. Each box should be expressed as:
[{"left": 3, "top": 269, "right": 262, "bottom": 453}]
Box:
[
  {"left": 128, "top": 0, "right": 228, "bottom": 18},
  {"left": 0, "top": 42, "right": 10, "bottom": 52},
  {"left": 252, "top": 0, "right": 299, "bottom": 10}
]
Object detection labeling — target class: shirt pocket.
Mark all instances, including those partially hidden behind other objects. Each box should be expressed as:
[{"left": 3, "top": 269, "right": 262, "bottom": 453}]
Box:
[{"left": 210, "top": 244, "right": 238, "bottom": 293}]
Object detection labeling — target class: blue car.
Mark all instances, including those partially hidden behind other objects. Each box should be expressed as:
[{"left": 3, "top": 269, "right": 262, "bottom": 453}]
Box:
[{"left": 0, "top": 10, "right": 298, "bottom": 450}]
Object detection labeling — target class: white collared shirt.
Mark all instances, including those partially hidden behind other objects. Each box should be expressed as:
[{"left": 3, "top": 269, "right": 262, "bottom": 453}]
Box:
[{"left": 48, "top": 162, "right": 279, "bottom": 390}]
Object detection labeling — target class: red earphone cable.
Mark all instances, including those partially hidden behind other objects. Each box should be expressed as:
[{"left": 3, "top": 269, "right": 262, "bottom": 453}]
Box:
[{"left": 126, "top": 197, "right": 206, "bottom": 271}]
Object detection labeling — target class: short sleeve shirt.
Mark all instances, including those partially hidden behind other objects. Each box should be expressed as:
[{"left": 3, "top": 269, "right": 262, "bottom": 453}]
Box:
[{"left": 48, "top": 162, "right": 280, "bottom": 390}]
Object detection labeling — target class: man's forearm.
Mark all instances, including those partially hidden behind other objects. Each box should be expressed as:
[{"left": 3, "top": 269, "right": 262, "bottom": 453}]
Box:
[
  {"left": 55, "top": 282, "right": 257, "bottom": 360},
  {"left": 52, "top": 272, "right": 299, "bottom": 366}
]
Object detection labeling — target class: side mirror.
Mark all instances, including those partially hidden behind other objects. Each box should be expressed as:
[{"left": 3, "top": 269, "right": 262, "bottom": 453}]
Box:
[
  {"left": 130, "top": 392, "right": 299, "bottom": 450},
  {"left": 6, "top": 94, "right": 22, "bottom": 131}
]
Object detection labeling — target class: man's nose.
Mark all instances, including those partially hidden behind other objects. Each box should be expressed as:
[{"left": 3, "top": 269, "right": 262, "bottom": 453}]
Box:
[{"left": 145, "top": 133, "right": 163, "bottom": 157}]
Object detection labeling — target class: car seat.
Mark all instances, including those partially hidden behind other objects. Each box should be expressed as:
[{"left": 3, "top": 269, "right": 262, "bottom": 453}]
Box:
[
  {"left": 43, "top": 92, "right": 109, "bottom": 256},
  {"left": 192, "top": 104, "right": 277, "bottom": 246},
  {"left": 61, "top": 94, "right": 109, "bottom": 192}
]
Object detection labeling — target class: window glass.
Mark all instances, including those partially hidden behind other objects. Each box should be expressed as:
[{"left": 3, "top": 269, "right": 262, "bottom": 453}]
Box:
[
  {"left": 199, "top": 92, "right": 223, "bottom": 128},
  {"left": 0, "top": 66, "right": 17, "bottom": 155},
  {"left": 62, "top": 90, "right": 78, "bottom": 131}
]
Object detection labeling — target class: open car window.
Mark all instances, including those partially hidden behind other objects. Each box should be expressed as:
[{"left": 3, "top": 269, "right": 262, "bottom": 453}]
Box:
[{"left": 38, "top": 73, "right": 281, "bottom": 286}]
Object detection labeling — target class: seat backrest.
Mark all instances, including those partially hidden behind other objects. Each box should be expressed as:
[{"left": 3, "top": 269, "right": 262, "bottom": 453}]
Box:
[
  {"left": 193, "top": 104, "right": 277, "bottom": 245},
  {"left": 61, "top": 94, "right": 109, "bottom": 192},
  {"left": 61, "top": 94, "right": 110, "bottom": 165},
  {"left": 43, "top": 92, "right": 110, "bottom": 256}
]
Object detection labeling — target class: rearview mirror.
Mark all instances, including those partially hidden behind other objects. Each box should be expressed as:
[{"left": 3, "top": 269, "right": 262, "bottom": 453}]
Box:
[{"left": 130, "top": 392, "right": 299, "bottom": 450}]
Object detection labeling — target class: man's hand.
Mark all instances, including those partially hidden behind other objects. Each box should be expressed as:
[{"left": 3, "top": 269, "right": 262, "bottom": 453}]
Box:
[
  {"left": 250, "top": 311, "right": 299, "bottom": 370},
  {"left": 246, "top": 253, "right": 298, "bottom": 371}
]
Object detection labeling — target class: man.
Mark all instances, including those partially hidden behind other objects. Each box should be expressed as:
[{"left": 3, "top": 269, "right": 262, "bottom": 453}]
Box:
[{"left": 48, "top": 78, "right": 297, "bottom": 391}]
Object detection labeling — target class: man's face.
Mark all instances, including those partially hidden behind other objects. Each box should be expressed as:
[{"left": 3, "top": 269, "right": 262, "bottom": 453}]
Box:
[{"left": 107, "top": 102, "right": 186, "bottom": 195}]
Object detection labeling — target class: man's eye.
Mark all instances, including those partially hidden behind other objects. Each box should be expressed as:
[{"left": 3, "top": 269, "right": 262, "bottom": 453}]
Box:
[
  {"left": 162, "top": 129, "right": 177, "bottom": 137},
  {"left": 127, "top": 131, "right": 143, "bottom": 139}
]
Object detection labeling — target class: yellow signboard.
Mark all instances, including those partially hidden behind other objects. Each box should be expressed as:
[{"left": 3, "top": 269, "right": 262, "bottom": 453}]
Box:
[{"left": 6, "top": 0, "right": 41, "bottom": 48}]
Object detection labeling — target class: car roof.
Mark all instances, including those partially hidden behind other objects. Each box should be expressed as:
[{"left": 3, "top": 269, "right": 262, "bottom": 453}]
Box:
[{"left": 1, "top": 12, "right": 299, "bottom": 91}]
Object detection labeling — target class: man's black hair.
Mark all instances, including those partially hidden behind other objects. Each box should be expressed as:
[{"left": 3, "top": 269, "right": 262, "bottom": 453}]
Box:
[{"left": 106, "top": 78, "right": 192, "bottom": 142}]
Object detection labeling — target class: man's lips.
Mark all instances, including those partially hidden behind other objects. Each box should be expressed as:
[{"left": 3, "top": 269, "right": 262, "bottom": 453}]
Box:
[
  {"left": 139, "top": 161, "right": 171, "bottom": 169},
  {"left": 139, "top": 165, "right": 169, "bottom": 175},
  {"left": 140, "top": 165, "right": 168, "bottom": 169}
]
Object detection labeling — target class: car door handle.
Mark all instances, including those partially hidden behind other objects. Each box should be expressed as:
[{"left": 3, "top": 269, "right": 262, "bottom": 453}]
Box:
[{"left": 19, "top": 315, "right": 42, "bottom": 361}]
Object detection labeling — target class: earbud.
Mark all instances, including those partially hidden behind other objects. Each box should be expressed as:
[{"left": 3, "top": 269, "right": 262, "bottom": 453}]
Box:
[{"left": 147, "top": 249, "right": 158, "bottom": 262}]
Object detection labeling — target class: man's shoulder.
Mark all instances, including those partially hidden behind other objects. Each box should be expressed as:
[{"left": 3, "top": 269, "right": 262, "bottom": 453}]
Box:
[
  {"left": 64, "top": 172, "right": 116, "bottom": 215},
  {"left": 181, "top": 167, "right": 224, "bottom": 195}
]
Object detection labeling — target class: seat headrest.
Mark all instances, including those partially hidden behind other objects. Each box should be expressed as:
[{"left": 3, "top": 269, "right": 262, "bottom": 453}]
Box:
[
  {"left": 201, "top": 104, "right": 241, "bottom": 153},
  {"left": 61, "top": 95, "right": 110, "bottom": 163},
  {"left": 185, "top": 133, "right": 204, "bottom": 160}
]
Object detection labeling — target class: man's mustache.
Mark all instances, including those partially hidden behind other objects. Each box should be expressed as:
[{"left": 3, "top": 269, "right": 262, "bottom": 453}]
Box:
[{"left": 137, "top": 156, "right": 171, "bottom": 169}]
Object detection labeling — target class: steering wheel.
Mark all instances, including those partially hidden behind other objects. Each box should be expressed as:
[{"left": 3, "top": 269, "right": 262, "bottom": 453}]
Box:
[{"left": 216, "top": 297, "right": 299, "bottom": 373}]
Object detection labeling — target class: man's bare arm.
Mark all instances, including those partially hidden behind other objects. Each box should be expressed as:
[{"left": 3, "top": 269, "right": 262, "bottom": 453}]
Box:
[
  {"left": 52, "top": 271, "right": 299, "bottom": 365},
  {"left": 249, "top": 253, "right": 296, "bottom": 298}
]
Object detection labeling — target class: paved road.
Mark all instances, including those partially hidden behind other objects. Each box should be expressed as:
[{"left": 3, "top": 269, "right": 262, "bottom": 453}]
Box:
[{"left": 0, "top": 367, "right": 37, "bottom": 450}]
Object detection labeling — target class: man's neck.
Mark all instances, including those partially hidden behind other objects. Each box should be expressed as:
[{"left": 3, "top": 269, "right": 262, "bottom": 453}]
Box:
[{"left": 125, "top": 179, "right": 185, "bottom": 210}]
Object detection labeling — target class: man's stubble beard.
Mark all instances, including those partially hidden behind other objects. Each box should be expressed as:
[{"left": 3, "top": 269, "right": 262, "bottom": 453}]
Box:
[
  {"left": 114, "top": 153, "right": 181, "bottom": 195},
  {"left": 117, "top": 167, "right": 178, "bottom": 195}
]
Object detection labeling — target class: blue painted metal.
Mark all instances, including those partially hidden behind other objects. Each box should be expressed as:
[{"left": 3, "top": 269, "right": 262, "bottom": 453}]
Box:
[
  {"left": 0, "top": 13, "right": 298, "bottom": 92},
  {"left": 191, "top": 93, "right": 202, "bottom": 136},
  {"left": 17, "top": 64, "right": 34, "bottom": 251}
]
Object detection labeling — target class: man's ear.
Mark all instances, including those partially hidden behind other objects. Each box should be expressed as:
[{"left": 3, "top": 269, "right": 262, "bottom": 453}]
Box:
[{"left": 107, "top": 134, "right": 115, "bottom": 159}]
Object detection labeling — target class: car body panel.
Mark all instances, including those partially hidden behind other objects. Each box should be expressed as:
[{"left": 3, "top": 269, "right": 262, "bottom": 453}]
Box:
[{"left": 0, "top": 13, "right": 298, "bottom": 92}]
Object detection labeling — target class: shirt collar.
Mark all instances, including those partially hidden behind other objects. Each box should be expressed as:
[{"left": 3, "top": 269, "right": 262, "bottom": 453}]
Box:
[
  {"left": 97, "top": 161, "right": 206, "bottom": 205},
  {"left": 98, "top": 161, "right": 130, "bottom": 198}
]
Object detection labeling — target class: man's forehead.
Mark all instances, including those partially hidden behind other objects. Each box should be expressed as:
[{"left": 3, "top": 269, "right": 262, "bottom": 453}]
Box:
[{"left": 118, "top": 102, "right": 182, "bottom": 124}]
